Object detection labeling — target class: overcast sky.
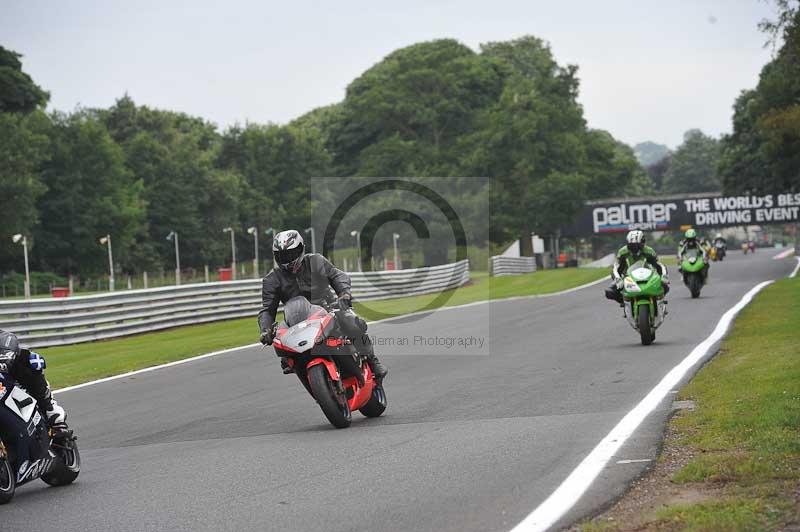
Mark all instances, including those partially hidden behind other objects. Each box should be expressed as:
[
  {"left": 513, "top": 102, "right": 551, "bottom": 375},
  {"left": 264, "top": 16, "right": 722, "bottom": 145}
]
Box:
[{"left": 1, "top": 1, "right": 779, "bottom": 148}]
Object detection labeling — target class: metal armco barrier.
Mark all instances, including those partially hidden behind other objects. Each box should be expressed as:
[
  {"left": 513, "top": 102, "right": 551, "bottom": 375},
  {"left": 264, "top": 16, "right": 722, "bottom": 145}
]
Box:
[
  {"left": 489, "top": 256, "right": 537, "bottom": 276},
  {"left": 0, "top": 260, "right": 470, "bottom": 348}
]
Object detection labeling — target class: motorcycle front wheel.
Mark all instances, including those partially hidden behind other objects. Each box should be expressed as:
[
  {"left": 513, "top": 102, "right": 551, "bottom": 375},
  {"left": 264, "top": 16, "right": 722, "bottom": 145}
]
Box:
[
  {"left": 638, "top": 304, "right": 654, "bottom": 345},
  {"left": 0, "top": 452, "right": 15, "bottom": 504},
  {"left": 41, "top": 437, "right": 81, "bottom": 487},
  {"left": 308, "top": 364, "right": 352, "bottom": 428},
  {"left": 689, "top": 275, "right": 702, "bottom": 299}
]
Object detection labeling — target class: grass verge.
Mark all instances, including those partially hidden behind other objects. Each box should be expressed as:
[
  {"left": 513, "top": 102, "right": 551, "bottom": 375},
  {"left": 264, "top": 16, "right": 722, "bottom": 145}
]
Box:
[
  {"left": 580, "top": 277, "right": 800, "bottom": 531},
  {"left": 42, "top": 267, "right": 607, "bottom": 389}
]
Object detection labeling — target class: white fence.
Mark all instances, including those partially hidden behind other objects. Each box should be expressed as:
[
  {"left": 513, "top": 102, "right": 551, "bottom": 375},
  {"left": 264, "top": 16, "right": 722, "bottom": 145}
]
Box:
[
  {"left": 489, "top": 256, "right": 537, "bottom": 276},
  {"left": 0, "top": 260, "right": 470, "bottom": 348}
]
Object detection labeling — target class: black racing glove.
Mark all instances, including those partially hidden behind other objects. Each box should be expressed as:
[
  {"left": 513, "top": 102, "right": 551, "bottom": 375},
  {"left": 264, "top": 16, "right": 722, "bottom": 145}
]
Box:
[
  {"left": 337, "top": 294, "right": 352, "bottom": 310},
  {"left": 260, "top": 325, "right": 276, "bottom": 346}
]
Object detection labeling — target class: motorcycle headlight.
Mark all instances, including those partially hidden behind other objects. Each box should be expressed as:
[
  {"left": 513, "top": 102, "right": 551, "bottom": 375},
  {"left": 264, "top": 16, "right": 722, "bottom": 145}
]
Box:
[
  {"left": 624, "top": 277, "right": 641, "bottom": 292},
  {"left": 689, "top": 256, "right": 697, "bottom": 264}
]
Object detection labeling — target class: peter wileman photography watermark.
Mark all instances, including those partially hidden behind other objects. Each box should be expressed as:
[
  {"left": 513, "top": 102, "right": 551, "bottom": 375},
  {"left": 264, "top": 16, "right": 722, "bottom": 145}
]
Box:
[
  {"left": 367, "top": 333, "right": 487, "bottom": 351},
  {"left": 312, "top": 176, "right": 490, "bottom": 355}
]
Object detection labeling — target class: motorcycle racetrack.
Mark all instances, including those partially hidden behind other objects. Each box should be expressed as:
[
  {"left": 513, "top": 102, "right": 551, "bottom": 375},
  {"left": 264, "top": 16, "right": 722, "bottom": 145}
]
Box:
[{"left": 3, "top": 251, "right": 795, "bottom": 532}]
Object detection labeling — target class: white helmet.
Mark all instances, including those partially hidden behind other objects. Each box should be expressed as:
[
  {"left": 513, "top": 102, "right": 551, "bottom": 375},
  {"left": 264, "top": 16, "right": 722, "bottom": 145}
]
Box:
[
  {"left": 715, "top": 232, "right": 722, "bottom": 239},
  {"left": 626, "top": 230, "right": 645, "bottom": 254},
  {"left": 273, "top": 230, "right": 305, "bottom": 273}
]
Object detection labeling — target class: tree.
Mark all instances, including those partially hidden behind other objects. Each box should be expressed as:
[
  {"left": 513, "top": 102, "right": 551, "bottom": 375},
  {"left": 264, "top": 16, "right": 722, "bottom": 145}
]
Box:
[
  {"left": 0, "top": 46, "right": 49, "bottom": 113},
  {"left": 720, "top": 2, "right": 800, "bottom": 194},
  {"left": 33, "top": 112, "right": 146, "bottom": 276},
  {"left": 583, "top": 129, "right": 651, "bottom": 198},
  {"left": 633, "top": 141, "right": 670, "bottom": 167},
  {"left": 465, "top": 38, "right": 588, "bottom": 255},
  {"left": 661, "top": 129, "right": 721, "bottom": 193},
  {"left": 0, "top": 111, "right": 50, "bottom": 272},
  {"left": 217, "top": 123, "right": 332, "bottom": 235},
  {"left": 329, "top": 39, "right": 504, "bottom": 177}
]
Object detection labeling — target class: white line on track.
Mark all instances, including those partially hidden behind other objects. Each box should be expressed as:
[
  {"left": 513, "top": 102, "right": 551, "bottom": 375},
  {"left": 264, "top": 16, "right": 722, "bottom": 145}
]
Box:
[
  {"left": 53, "top": 275, "right": 607, "bottom": 395},
  {"left": 507, "top": 280, "right": 774, "bottom": 532},
  {"left": 772, "top": 247, "right": 795, "bottom": 260},
  {"left": 53, "top": 343, "right": 260, "bottom": 394},
  {"left": 790, "top": 257, "right": 800, "bottom": 278}
]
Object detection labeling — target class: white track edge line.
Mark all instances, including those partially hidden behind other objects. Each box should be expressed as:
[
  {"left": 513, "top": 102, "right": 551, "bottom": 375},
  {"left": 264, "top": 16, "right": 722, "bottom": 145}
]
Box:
[
  {"left": 507, "top": 279, "right": 774, "bottom": 532},
  {"left": 790, "top": 257, "right": 800, "bottom": 278},
  {"left": 53, "top": 275, "right": 607, "bottom": 394},
  {"left": 53, "top": 343, "right": 260, "bottom": 394},
  {"left": 369, "top": 276, "right": 607, "bottom": 325}
]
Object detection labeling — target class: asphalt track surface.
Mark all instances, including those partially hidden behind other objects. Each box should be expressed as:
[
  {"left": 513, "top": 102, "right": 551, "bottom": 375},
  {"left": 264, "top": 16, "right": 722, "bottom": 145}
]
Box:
[{"left": 3, "top": 250, "right": 794, "bottom": 532}]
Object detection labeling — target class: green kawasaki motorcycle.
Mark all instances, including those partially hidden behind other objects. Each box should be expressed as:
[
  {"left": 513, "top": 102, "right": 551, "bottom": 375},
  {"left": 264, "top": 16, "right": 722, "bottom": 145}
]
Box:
[
  {"left": 620, "top": 260, "right": 668, "bottom": 345},
  {"left": 680, "top": 248, "right": 707, "bottom": 299}
]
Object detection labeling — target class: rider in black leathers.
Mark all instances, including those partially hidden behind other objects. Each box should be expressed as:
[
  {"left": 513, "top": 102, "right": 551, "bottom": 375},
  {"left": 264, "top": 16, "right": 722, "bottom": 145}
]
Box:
[
  {"left": 0, "top": 330, "right": 69, "bottom": 435},
  {"left": 257, "top": 230, "right": 388, "bottom": 379}
]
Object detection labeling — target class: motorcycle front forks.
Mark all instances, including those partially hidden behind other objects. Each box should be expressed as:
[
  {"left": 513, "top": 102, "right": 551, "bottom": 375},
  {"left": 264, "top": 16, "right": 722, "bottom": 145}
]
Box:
[{"left": 624, "top": 300, "right": 667, "bottom": 330}]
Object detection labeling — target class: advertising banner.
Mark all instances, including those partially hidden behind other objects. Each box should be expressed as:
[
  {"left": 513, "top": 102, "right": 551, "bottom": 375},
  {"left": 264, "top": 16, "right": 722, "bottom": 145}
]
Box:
[{"left": 560, "top": 192, "right": 800, "bottom": 236}]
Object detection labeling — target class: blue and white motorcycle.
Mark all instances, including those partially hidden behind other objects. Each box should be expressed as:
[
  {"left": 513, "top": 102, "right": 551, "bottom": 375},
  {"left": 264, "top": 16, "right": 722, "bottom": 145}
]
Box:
[{"left": 0, "top": 372, "right": 80, "bottom": 503}]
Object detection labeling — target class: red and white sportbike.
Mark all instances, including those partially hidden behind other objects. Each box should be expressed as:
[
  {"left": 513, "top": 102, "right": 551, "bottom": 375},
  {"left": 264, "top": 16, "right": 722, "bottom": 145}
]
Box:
[{"left": 270, "top": 297, "right": 387, "bottom": 428}]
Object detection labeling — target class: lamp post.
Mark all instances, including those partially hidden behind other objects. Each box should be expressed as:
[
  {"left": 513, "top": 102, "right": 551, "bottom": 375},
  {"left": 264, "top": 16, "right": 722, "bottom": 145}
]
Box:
[
  {"left": 166, "top": 231, "right": 180, "bottom": 285},
  {"left": 12, "top": 234, "right": 31, "bottom": 299},
  {"left": 350, "top": 230, "right": 362, "bottom": 272},
  {"left": 99, "top": 234, "right": 115, "bottom": 291},
  {"left": 223, "top": 227, "right": 236, "bottom": 280},
  {"left": 247, "top": 226, "right": 259, "bottom": 278},
  {"left": 305, "top": 227, "right": 316, "bottom": 254},
  {"left": 393, "top": 232, "right": 400, "bottom": 270},
  {"left": 264, "top": 227, "right": 274, "bottom": 271}
]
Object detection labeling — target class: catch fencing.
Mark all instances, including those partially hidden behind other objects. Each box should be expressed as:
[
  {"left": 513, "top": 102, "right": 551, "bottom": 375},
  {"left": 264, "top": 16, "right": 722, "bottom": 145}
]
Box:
[
  {"left": 489, "top": 256, "right": 537, "bottom": 276},
  {"left": 0, "top": 260, "right": 470, "bottom": 348}
]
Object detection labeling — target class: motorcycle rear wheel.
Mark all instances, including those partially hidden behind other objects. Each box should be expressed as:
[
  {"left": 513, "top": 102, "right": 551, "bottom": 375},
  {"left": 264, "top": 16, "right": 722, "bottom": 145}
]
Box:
[
  {"left": 638, "top": 305, "right": 654, "bottom": 345},
  {"left": 308, "top": 364, "right": 352, "bottom": 428},
  {"left": 0, "top": 455, "right": 15, "bottom": 504},
  {"left": 359, "top": 383, "right": 387, "bottom": 418}
]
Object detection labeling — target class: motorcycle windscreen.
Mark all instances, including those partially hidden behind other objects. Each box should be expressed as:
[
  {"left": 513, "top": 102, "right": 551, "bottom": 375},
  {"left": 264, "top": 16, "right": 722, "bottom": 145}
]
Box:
[
  {"left": 628, "top": 260, "right": 653, "bottom": 280},
  {"left": 284, "top": 296, "right": 327, "bottom": 327}
]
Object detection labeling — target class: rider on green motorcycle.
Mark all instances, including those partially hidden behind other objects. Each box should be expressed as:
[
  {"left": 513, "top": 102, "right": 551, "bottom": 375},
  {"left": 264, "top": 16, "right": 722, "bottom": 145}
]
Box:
[
  {"left": 677, "top": 228, "right": 709, "bottom": 280},
  {"left": 605, "top": 230, "right": 669, "bottom": 305}
]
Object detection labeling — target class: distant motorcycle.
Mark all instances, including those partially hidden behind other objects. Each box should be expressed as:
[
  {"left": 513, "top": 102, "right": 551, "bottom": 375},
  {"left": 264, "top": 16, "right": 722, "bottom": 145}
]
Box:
[
  {"left": 0, "top": 373, "right": 80, "bottom": 503},
  {"left": 271, "top": 297, "right": 387, "bottom": 428},
  {"left": 712, "top": 241, "right": 726, "bottom": 261},
  {"left": 619, "top": 260, "right": 668, "bottom": 345},
  {"left": 680, "top": 248, "right": 708, "bottom": 298}
]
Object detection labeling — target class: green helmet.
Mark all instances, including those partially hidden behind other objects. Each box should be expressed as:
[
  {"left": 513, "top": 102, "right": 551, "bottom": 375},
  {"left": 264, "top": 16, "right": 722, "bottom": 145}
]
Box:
[{"left": 684, "top": 228, "right": 697, "bottom": 239}]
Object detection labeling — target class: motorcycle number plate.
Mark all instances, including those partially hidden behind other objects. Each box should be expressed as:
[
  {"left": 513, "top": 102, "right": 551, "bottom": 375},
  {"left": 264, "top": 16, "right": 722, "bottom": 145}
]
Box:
[{"left": 4, "top": 386, "right": 37, "bottom": 422}]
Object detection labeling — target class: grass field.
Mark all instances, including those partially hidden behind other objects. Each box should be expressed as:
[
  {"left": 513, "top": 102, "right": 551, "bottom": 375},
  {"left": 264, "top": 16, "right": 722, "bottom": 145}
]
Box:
[
  {"left": 583, "top": 276, "right": 800, "bottom": 531},
  {"left": 42, "top": 267, "right": 608, "bottom": 389}
]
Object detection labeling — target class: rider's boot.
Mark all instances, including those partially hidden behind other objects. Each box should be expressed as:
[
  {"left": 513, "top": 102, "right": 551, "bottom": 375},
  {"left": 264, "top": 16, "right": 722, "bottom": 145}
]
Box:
[
  {"left": 604, "top": 284, "right": 624, "bottom": 307},
  {"left": 361, "top": 343, "right": 387, "bottom": 380},
  {"left": 44, "top": 397, "right": 71, "bottom": 439},
  {"left": 280, "top": 356, "right": 294, "bottom": 375}
]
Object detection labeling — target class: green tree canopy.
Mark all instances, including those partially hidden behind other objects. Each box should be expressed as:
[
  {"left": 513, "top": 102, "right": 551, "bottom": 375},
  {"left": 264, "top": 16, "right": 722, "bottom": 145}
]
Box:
[
  {"left": 0, "top": 46, "right": 48, "bottom": 113},
  {"left": 329, "top": 39, "right": 504, "bottom": 177},
  {"left": 34, "top": 112, "right": 146, "bottom": 275},
  {"left": 661, "top": 129, "right": 721, "bottom": 194},
  {"left": 720, "top": 1, "right": 800, "bottom": 194}
]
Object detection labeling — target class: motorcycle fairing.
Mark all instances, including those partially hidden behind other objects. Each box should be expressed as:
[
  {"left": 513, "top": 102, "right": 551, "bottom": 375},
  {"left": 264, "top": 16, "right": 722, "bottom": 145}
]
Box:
[
  {"left": 0, "top": 374, "right": 50, "bottom": 485},
  {"left": 274, "top": 314, "right": 334, "bottom": 353}
]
